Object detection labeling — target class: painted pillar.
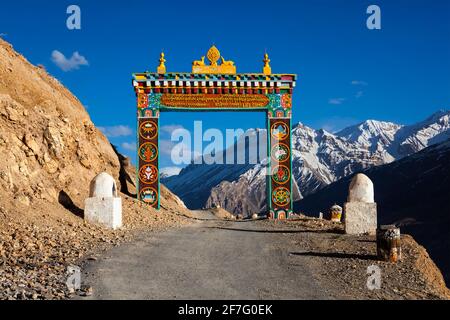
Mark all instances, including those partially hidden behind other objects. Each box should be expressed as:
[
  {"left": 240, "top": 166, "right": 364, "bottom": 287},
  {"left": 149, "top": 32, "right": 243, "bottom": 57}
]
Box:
[
  {"left": 268, "top": 94, "right": 293, "bottom": 220},
  {"left": 136, "top": 92, "right": 160, "bottom": 209}
]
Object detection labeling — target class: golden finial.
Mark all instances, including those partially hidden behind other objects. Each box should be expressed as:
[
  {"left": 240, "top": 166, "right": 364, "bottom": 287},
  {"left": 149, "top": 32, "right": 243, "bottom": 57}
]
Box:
[
  {"left": 192, "top": 45, "right": 236, "bottom": 74},
  {"left": 157, "top": 51, "right": 166, "bottom": 74},
  {"left": 207, "top": 45, "right": 221, "bottom": 66},
  {"left": 263, "top": 51, "right": 271, "bottom": 75}
]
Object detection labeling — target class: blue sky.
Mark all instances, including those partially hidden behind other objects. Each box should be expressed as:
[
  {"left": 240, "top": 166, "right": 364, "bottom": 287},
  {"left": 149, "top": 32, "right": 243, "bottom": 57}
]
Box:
[{"left": 1, "top": 0, "right": 449, "bottom": 169}]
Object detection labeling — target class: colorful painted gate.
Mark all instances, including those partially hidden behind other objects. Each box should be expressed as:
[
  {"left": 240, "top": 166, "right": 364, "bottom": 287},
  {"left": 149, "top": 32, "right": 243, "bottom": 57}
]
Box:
[{"left": 132, "top": 46, "right": 297, "bottom": 220}]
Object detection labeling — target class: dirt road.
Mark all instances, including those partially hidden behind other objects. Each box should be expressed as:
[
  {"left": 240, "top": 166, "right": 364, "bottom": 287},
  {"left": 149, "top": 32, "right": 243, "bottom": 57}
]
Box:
[{"left": 79, "top": 211, "right": 332, "bottom": 299}]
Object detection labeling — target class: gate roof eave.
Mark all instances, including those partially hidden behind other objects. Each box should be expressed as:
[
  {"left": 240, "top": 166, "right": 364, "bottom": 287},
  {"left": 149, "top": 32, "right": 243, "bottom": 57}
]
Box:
[
  {"left": 132, "top": 72, "right": 297, "bottom": 82},
  {"left": 132, "top": 73, "right": 297, "bottom": 93}
]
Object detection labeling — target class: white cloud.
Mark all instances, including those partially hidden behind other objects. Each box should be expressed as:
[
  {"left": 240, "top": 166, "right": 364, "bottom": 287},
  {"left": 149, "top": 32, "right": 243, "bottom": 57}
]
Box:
[
  {"left": 351, "top": 80, "right": 368, "bottom": 86},
  {"left": 328, "top": 98, "right": 346, "bottom": 105},
  {"left": 121, "top": 142, "right": 136, "bottom": 151},
  {"left": 51, "top": 50, "right": 89, "bottom": 71},
  {"left": 161, "top": 124, "right": 185, "bottom": 134},
  {"left": 355, "top": 90, "right": 364, "bottom": 98},
  {"left": 99, "top": 125, "right": 133, "bottom": 138}
]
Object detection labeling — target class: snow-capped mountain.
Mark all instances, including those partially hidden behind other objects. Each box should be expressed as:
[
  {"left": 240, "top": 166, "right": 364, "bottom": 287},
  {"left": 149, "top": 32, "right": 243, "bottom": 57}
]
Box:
[
  {"left": 162, "top": 129, "right": 264, "bottom": 210},
  {"left": 160, "top": 167, "right": 182, "bottom": 179},
  {"left": 163, "top": 110, "right": 450, "bottom": 216},
  {"left": 336, "top": 110, "right": 450, "bottom": 159}
]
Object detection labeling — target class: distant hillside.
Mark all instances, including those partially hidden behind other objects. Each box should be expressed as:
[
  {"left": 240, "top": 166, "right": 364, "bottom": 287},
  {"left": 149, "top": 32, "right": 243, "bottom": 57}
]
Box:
[{"left": 295, "top": 139, "right": 450, "bottom": 285}]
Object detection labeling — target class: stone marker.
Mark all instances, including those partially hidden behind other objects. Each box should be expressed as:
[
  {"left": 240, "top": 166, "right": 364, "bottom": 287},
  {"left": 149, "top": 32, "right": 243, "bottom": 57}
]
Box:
[
  {"left": 344, "top": 173, "right": 377, "bottom": 235},
  {"left": 377, "top": 225, "right": 401, "bottom": 262},
  {"left": 84, "top": 172, "right": 122, "bottom": 230}
]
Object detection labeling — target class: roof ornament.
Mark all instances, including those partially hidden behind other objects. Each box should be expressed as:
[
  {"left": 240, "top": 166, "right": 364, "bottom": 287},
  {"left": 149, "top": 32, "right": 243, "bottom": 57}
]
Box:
[
  {"left": 263, "top": 51, "right": 271, "bottom": 75},
  {"left": 157, "top": 51, "right": 166, "bottom": 74},
  {"left": 192, "top": 45, "right": 236, "bottom": 74},
  {"left": 207, "top": 45, "right": 220, "bottom": 66}
]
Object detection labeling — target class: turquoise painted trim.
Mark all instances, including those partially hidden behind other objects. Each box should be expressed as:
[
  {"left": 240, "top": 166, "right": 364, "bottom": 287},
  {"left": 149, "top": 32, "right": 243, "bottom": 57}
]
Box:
[
  {"left": 136, "top": 115, "right": 140, "bottom": 202},
  {"left": 267, "top": 113, "right": 272, "bottom": 213}
]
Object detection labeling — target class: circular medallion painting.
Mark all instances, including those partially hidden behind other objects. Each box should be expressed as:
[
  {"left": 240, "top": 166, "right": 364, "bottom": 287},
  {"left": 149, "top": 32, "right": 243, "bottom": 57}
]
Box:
[
  {"left": 271, "top": 143, "right": 290, "bottom": 163},
  {"left": 138, "top": 142, "right": 158, "bottom": 162},
  {"left": 139, "top": 164, "right": 158, "bottom": 184},
  {"left": 272, "top": 165, "right": 290, "bottom": 184},
  {"left": 271, "top": 122, "right": 289, "bottom": 140},
  {"left": 272, "top": 187, "right": 291, "bottom": 207},
  {"left": 139, "top": 121, "right": 158, "bottom": 140},
  {"left": 139, "top": 187, "right": 158, "bottom": 206}
]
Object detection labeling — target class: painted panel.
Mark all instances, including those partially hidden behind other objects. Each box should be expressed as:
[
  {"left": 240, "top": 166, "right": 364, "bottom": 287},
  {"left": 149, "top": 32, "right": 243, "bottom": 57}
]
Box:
[
  {"left": 268, "top": 118, "right": 292, "bottom": 219},
  {"left": 137, "top": 118, "right": 160, "bottom": 209}
]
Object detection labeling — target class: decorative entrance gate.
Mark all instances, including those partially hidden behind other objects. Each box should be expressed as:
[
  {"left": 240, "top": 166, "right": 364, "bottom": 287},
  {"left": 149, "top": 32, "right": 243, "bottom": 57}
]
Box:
[{"left": 132, "top": 46, "right": 297, "bottom": 219}]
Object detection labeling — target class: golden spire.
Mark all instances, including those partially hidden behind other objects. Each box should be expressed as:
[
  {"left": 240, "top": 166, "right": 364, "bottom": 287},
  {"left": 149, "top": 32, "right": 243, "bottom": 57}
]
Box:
[
  {"left": 263, "top": 52, "right": 271, "bottom": 75},
  {"left": 192, "top": 45, "right": 236, "bottom": 74},
  {"left": 157, "top": 51, "right": 166, "bottom": 74}
]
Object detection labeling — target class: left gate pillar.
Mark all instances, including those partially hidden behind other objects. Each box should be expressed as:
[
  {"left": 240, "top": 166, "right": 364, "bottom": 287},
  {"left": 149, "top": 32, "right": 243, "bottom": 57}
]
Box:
[{"left": 136, "top": 91, "right": 160, "bottom": 209}]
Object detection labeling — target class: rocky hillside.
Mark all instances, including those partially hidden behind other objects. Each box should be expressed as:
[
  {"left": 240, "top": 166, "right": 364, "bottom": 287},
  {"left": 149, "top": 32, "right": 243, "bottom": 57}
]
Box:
[
  {"left": 164, "top": 111, "right": 450, "bottom": 215},
  {"left": 0, "top": 38, "right": 191, "bottom": 300},
  {"left": 0, "top": 38, "right": 121, "bottom": 212},
  {"left": 295, "top": 138, "right": 450, "bottom": 286}
]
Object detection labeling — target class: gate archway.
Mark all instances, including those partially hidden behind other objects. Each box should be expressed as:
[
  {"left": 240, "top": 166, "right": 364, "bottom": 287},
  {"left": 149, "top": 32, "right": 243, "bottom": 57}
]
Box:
[{"left": 132, "top": 46, "right": 297, "bottom": 219}]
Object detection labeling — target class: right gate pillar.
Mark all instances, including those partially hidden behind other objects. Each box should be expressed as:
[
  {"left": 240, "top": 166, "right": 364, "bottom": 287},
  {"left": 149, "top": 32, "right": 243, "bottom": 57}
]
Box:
[{"left": 268, "top": 93, "right": 293, "bottom": 220}]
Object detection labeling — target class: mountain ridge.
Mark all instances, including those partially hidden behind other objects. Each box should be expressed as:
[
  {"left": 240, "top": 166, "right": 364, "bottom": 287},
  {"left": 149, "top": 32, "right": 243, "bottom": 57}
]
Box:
[{"left": 164, "top": 110, "right": 450, "bottom": 215}]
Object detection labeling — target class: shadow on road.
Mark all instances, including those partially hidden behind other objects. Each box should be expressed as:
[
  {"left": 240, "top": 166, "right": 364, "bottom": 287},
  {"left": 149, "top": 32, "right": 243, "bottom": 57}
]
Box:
[
  {"left": 357, "top": 239, "right": 376, "bottom": 243},
  {"left": 205, "top": 226, "right": 344, "bottom": 234},
  {"left": 290, "top": 251, "right": 378, "bottom": 261}
]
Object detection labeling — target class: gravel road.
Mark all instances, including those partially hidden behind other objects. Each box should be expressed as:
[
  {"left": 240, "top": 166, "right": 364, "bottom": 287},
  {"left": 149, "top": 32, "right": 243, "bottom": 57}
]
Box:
[{"left": 78, "top": 211, "right": 331, "bottom": 299}]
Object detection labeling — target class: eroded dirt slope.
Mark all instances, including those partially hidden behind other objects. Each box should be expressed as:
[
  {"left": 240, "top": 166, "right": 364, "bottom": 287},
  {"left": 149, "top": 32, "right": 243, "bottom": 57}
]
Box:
[{"left": 0, "top": 38, "right": 192, "bottom": 300}]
